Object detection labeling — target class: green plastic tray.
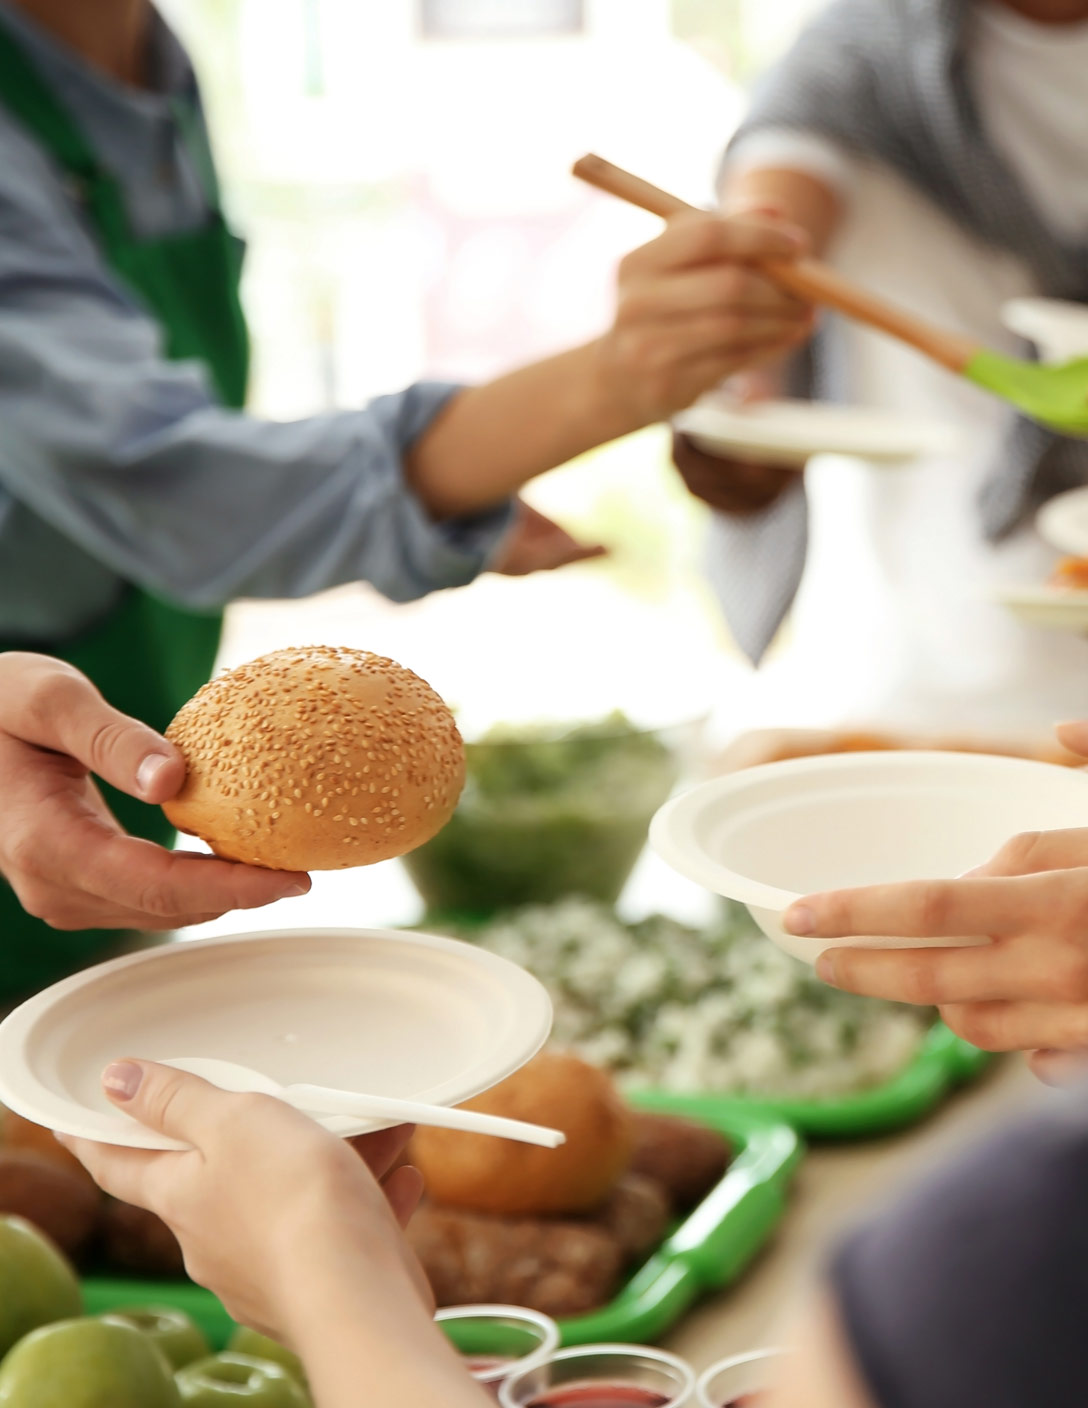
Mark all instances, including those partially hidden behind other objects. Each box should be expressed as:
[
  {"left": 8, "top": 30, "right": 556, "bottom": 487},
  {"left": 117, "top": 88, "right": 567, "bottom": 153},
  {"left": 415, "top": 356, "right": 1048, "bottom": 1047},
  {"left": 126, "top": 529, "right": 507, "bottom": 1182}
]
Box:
[
  {"left": 634, "top": 1023, "right": 993, "bottom": 1140},
  {"left": 560, "top": 1100, "right": 801, "bottom": 1345},
  {"left": 82, "top": 1103, "right": 801, "bottom": 1350}
]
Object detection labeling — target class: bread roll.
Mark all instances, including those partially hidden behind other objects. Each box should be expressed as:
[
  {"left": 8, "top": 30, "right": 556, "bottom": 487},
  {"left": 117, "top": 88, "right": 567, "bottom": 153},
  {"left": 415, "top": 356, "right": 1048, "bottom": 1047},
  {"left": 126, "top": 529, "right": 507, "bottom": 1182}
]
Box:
[
  {"left": 412, "top": 1050, "right": 635, "bottom": 1217},
  {"left": 163, "top": 646, "right": 464, "bottom": 870}
]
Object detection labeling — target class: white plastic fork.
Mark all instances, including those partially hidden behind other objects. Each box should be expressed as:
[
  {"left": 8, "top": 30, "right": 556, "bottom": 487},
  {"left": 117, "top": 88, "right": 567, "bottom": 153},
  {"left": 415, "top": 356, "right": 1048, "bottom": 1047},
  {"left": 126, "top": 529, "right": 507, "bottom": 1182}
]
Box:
[{"left": 160, "top": 1056, "right": 565, "bottom": 1148}]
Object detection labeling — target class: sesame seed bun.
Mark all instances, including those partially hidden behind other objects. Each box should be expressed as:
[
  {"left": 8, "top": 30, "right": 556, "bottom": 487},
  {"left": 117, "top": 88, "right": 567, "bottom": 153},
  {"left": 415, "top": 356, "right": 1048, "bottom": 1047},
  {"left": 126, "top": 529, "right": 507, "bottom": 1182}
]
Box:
[{"left": 162, "top": 646, "right": 465, "bottom": 871}]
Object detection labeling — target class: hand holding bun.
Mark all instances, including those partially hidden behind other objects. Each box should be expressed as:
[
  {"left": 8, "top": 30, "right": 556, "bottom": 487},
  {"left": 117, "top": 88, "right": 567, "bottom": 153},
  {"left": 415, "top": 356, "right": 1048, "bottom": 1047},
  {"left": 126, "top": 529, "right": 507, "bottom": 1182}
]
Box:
[
  {"left": 412, "top": 1050, "right": 635, "bottom": 1217},
  {"left": 163, "top": 646, "right": 464, "bottom": 870}
]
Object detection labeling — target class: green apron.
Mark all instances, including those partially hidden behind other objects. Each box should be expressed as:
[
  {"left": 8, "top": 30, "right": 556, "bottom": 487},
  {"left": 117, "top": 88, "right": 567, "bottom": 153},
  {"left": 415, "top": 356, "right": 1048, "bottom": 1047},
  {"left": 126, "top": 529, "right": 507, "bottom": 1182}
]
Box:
[{"left": 0, "top": 21, "right": 250, "bottom": 1002}]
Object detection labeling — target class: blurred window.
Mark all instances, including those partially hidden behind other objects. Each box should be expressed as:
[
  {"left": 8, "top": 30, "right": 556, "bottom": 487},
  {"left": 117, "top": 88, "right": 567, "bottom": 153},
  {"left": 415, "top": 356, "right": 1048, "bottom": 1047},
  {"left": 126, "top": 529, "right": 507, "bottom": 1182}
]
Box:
[{"left": 418, "top": 0, "right": 585, "bottom": 40}]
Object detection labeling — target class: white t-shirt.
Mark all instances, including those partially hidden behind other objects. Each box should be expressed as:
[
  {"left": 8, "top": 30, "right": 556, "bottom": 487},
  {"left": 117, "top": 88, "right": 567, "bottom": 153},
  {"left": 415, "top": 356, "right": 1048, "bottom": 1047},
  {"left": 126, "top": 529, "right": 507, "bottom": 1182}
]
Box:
[{"left": 719, "top": 1, "right": 1088, "bottom": 735}]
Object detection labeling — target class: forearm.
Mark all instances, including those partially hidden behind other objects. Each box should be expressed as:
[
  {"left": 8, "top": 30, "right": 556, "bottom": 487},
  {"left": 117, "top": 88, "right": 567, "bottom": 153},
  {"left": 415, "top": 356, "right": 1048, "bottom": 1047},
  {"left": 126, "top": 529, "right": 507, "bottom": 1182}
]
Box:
[
  {"left": 396, "top": 202, "right": 825, "bottom": 519},
  {"left": 289, "top": 1275, "right": 489, "bottom": 1408},
  {"left": 716, "top": 166, "right": 840, "bottom": 401},
  {"left": 0, "top": 319, "right": 504, "bottom": 607},
  {"left": 405, "top": 340, "right": 638, "bottom": 519},
  {"left": 721, "top": 167, "right": 841, "bottom": 259}
]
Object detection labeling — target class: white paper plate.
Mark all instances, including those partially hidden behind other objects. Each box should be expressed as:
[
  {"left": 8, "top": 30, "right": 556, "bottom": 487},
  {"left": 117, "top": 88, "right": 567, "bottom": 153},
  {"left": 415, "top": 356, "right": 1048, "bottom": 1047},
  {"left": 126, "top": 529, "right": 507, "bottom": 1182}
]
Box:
[
  {"left": 993, "top": 584, "right": 1088, "bottom": 633},
  {"left": 650, "top": 752, "right": 1088, "bottom": 963},
  {"left": 1002, "top": 297, "right": 1088, "bottom": 364},
  {"left": 1036, "top": 487, "right": 1088, "bottom": 559},
  {"left": 672, "top": 396, "right": 957, "bottom": 468},
  {"left": 0, "top": 929, "right": 552, "bottom": 1150}
]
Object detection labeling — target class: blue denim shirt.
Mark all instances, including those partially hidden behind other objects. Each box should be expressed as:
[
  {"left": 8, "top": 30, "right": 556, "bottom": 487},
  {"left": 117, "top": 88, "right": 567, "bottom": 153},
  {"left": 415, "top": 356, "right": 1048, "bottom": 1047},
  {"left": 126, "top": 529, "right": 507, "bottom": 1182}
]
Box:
[{"left": 0, "top": 3, "right": 512, "bottom": 640}]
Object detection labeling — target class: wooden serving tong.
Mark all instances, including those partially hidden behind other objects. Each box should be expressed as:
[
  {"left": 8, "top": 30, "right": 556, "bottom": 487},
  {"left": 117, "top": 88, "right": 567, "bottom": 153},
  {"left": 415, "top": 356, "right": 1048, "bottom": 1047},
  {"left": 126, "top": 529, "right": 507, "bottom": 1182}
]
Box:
[{"left": 572, "top": 154, "right": 1088, "bottom": 435}]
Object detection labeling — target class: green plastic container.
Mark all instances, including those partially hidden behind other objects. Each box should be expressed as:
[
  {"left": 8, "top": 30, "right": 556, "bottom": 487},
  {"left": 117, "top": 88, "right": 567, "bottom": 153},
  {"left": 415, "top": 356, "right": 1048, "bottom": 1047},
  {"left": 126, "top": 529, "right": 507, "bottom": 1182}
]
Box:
[
  {"left": 81, "top": 1103, "right": 801, "bottom": 1351},
  {"left": 634, "top": 1023, "right": 993, "bottom": 1140}
]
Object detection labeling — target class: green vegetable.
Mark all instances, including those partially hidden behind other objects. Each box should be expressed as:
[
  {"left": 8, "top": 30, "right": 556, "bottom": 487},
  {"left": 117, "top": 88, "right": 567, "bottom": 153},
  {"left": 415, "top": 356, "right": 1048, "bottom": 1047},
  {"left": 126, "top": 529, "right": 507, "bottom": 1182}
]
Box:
[{"left": 402, "top": 713, "right": 677, "bottom": 914}]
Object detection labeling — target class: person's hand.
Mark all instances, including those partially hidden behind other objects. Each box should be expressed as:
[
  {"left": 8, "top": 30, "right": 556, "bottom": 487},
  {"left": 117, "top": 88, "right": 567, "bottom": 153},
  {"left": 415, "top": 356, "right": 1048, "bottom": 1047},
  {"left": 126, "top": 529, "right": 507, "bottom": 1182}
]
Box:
[
  {"left": 63, "top": 1060, "right": 430, "bottom": 1343},
  {"left": 785, "top": 840, "right": 1088, "bottom": 1053},
  {"left": 672, "top": 363, "right": 803, "bottom": 516},
  {"left": 490, "top": 501, "right": 607, "bottom": 576},
  {"left": 0, "top": 653, "right": 309, "bottom": 930},
  {"left": 783, "top": 722, "right": 1088, "bottom": 1060},
  {"left": 672, "top": 431, "right": 800, "bottom": 514},
  {"left": 595, "top": 209, "right": 814, "bottom": 426}
]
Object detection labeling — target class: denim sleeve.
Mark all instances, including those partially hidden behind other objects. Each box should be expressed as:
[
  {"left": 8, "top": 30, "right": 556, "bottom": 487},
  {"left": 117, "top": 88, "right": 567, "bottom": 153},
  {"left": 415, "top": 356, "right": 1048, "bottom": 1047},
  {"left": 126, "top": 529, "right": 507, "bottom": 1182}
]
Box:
[{"left": 0, "top": 117, "right": 514, "bottom": 611}]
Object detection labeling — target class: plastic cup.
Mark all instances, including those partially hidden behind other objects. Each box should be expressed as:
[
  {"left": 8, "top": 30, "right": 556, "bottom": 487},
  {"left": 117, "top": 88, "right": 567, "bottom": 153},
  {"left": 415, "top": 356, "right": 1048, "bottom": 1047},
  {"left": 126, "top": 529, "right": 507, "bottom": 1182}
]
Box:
[
  {"left": 498, "top": 1343, "right": 696, "bottom": 1407},
  {"left": 437, "top": 1305, "right": 560, "bottom": 1397},
  {"left": 696, "top": 1348, "right": 785, "bottom": 1407}
]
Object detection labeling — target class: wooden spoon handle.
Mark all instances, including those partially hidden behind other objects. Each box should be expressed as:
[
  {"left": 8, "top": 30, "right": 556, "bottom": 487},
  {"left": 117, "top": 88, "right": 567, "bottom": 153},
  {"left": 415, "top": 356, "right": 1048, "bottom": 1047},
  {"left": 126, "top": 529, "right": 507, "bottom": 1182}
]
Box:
[{"left": 572, "top": 153, "right": 980, "bottom": 374}]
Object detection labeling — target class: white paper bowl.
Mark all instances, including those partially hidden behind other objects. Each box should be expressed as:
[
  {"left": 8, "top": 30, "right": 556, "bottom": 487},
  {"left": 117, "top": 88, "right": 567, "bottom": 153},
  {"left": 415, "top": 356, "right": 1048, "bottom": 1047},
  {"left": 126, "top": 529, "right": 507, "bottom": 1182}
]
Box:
[
  {"left": 1003, "top": 297, "right": 1088, "bottom": 364},
  {"left": 650, "top": 752, "right": 1088, "bottom": 964},
  {"left": 0, "top": 928, "right": 552, "bottom": 1150}
]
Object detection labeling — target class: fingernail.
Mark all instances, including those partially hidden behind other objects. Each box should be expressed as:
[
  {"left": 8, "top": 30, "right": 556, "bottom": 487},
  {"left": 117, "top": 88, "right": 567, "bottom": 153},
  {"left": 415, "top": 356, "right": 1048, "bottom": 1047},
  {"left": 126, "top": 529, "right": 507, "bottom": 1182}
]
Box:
[
  {"left": 136, "top": 753, "right": 172, "bottom": 796},
  {"left": 785, "top": 904, "right": 815, "bottom": 935},
  {"left": 816, "top": 952, "right": 837, "bottom": 985},
  {"left": 103, "top": 1061, "right": 143, "bottom": 1101},
  {"left": 276, "top": 882, "right": 308, "bottom": 899},
  {"left": 52, "top": 1131, "right": 71, "bottom": 1147}
]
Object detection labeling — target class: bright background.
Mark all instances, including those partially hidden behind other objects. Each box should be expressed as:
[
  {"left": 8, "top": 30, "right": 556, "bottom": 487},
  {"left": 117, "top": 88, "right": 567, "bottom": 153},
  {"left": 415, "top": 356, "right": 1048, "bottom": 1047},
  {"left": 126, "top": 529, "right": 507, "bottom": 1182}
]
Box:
[{"left": 159, "top": 0, "right": 825, "bottom": 934}]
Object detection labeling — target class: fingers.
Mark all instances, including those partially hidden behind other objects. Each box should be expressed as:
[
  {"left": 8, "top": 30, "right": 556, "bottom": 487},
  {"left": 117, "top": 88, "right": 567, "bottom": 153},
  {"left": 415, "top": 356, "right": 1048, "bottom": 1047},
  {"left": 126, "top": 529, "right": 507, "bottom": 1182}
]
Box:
[
  {"left": 611, "top": 314, "right": 808, "bottom": 402},
  {"left": 0, "top": 653, "right": 183, "bottom": 802},
  {"left": 1055, "top": 720, "right": 1088, "bottom": 759},
  {"left": 941, "top": 1000, "right": 1088, "bottom": 1053},
  {"left": 622, "top": 210, "right": 808, "bottom": 278},
  {"left": 1026, "top": 1048, "right": 1088, "bottom": 1086},
  {"left": 971, "top": 828, "right": 1088, "bottom": 878},
  {"left": 490, "top": 504, "right": 608, "bottom": 576},
  {"left": 6, "top": 883, "right": 227, "bottom": 932},
  {"left": 99, "top": 1059, "right": 244, "bottom": 1148},
  {"left": 785, "top": 875, "right": 1041, "bottom": 944},
  {"left": 98, "top": 840, "right": 310, "bottom": 915},
  {"left": 816, "top": 943, "right": 997, "bottom": 1005},
  {"left": 555, "top": 542, "right": 608, "bottom": 566},
  {"left": 622, "top": 262, "right": 808, "bottom": 323},
  {"left": 603, "top": 213, "right": 813, "bottom": 426},
  {"left": 26, "top": 820, "right": 309, "bottom": 928},
  {"left": 815, "top": 926, "right": 1088, "bottom": 1006},
  {"left": 16, "top": 837, "right": 308, "bottom": 929},
  {"left": 346, "top": 1125, "right": 416, "bottom": 1179},
  {"left": 62, "top": 1135, "right": 163, "bottom": 1209},
  {"left": 382, "top": 1164, "right": 425, "bottom": 1229}
]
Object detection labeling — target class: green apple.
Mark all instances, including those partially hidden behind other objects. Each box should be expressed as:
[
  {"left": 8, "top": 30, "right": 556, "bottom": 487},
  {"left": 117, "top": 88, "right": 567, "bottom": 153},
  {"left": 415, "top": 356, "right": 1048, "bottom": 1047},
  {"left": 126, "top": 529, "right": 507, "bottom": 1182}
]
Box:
[
  {"left": 0, "top": 1215, "right": 82, "bottom": 1358},
  {"left": 227, "top": 1329, "right": 307, "bottom": 1388},
  {"left": 101, "top": 1306, "right": 209, "bottom": 1370},
  {"left": 0, "top": 1316, "right": 179, "bottom": 1407},
  {"left": 175, "top": 1354, "right": 309, "bottom": 1406}
]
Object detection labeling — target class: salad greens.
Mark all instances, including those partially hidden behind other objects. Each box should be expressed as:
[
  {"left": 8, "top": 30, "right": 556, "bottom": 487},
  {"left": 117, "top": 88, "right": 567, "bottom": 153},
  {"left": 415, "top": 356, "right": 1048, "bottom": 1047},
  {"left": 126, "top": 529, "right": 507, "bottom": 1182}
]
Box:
[{"left": 402, "top": 712, "right": 678, "bottom": 914}]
